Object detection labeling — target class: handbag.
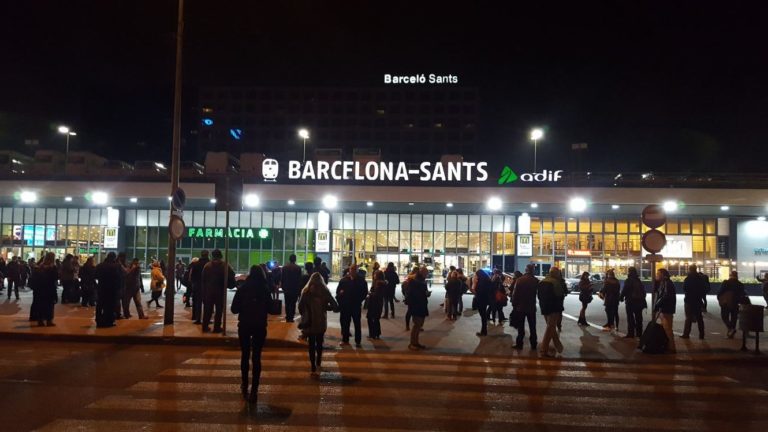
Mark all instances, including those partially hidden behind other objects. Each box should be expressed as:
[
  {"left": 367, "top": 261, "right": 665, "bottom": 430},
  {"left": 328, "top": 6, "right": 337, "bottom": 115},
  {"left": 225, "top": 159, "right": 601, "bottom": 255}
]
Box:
[
  {"left": 509, "top": 309, "right": 525, "bottom": 327},
  {"left": 268, "top": 289, "right": 282, "bottom": 316}
]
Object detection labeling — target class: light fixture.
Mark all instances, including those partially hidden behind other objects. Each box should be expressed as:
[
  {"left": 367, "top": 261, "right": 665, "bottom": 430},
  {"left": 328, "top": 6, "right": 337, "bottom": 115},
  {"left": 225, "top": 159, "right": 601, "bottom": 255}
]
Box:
[
  {"left": 366, "top": 201, "right": 373, "bottom": 207},
  {"left": 129, "top": 197, "right": 138, "bottom": 203},
  {"left": 90, "top": 191, "right": 109, "bottom": 205},
  {"left": 611, "top": 204, "right": 620, "bottom": 210},
  {"left": 243, "top": 193, "right": 260, "bottom": 208},
  {"left": 720, "top": 205, "right": 730, "bottom": 211},
  {"left": 530, "top": 128, "right": 544, "bottom": 141},
  {"left": 298, "top": 128, "right": 310, "bottom": 139},
  {"left": 662, "top": 200, "right": 678, "bottom": 212},
  {"left": 408, "top": 202, "right": 414, "bottom": 206},
  {"left": 64, "top": 196, "right": 73, "bottom": 202},
  {"left": 758, "top": 216, "right": 766, "bottom": 221},
  {"left": 57, "top": 126, "right": 70, "bottom": 134},
  {"left": 19, "top": 191, "right": 37, "bottom": 203},
  {"left": 167, "top": 196, "right": 173, "bottom": 201},
  {"left": 287, "top": 199, "right": 295, "bottom": 206},
  {"left": 446, "top": 202, "right": 454, "bottom": 208},
  {"left": 210, "top": 198, "right": 217, "bottom": 204},
  {"left": 530, "top": 203, "right": 539, "bottom": 208},
  {"left": 487, "top": 197, "right": 502, "bottom": 211},
  {"left": 322, "top": 194, "right": 338, "bottom": 209},
  {"left": 569, "top": 197, "right": 587, "bottom": 212}
]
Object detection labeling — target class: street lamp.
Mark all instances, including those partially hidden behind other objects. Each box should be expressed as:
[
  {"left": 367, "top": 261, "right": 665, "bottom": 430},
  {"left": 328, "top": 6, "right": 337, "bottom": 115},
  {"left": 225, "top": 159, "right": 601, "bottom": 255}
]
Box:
[
  {"left": 298, "top": 128, "right": 310, "bottom": 163},
  {"left": 58, "top": 125, "right": 77, "bottom": 171},
  {"left": 530, "top": 128, "right": 543, "bottom": 172}
]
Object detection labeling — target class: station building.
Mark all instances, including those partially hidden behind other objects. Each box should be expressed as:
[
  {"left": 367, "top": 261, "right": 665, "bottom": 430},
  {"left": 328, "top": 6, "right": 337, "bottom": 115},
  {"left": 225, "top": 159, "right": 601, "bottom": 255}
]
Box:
[{"left": 2, "top": 162, "right": 768, "bottom": 283}]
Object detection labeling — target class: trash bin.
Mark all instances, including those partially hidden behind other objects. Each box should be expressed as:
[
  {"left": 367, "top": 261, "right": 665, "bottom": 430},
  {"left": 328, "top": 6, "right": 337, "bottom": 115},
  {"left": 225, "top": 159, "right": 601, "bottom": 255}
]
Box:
[{"left": 739, "top": 304, "right": 765, "bottom": 333}]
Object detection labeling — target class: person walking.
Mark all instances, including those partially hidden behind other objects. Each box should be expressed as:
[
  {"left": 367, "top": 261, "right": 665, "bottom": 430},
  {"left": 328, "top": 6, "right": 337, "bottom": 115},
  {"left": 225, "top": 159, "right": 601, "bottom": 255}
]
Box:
[
  {"left": 280, "top": 254, "right": 303, "bottom": 323},
  {"left": 653, "top": 268, "right": 677, "bottom": 353},
  {"left": 174, "top": 259, "right": 185, "bottom": 293},
  {"left": 30, "top": 252, "right": 58, "bottom": 327},
  {"left": 681, "top": 264, "right": 706, "bottom": 340},
  {"left": 123, "top": 258, "right": 147, "bottom": 319},
  {"left": 383, "top": 262, "right": 399, "bottom": 319},
  {"left": 188, "top": 251, "right": 210, "bottom": 324},
  {"left": 336, "top": 263, "right": 368, "bottom": 347},
  {"left": 201, "top": 249, "right": 235, "bottom": 333},
  {"left": 407, "top": 267, "right": 429, "bottom": 350},
  {"left": 512, "top": 264, "right": 539, "bottom": 350},
  {"left": 445, "top": 271, "right": 463, "bottom": 320},
  {"left": 79, "top": 257, "right": 97, "bottom": 307},
  {"left": 367, "top": 270, "right": 385, "bottom": 339},
  {"left": 717, "top": 271, "right": 746, "bottom": 338},
  {"left": 147, "top": 261, "right": 165, "bottom": 309},
  {"left": 298, "top": 272, "right": 338, "bottom": 374},
  {"left": 231, "top": 265, "right": 271, "bottom": 405},
  {"left": 537, "top": 267, "right": 565, "bottom": 357},
  {"left": 95, "top": 252, "right": 123, "bottom": 328},
  {"left": 599, "top": 269, "right": 621, "bottom": 331},
  {"left": 402, "top": 267, "right": 417, "bottom": 330},
  {"left": 577, "top": 272, "right": 593, "bottom": 326},
  {"left": 473, "top": 269, "right": 494, "bottom": 336},
  {"left": 619, "top": 267, "right": 647, "bottom": 338}
]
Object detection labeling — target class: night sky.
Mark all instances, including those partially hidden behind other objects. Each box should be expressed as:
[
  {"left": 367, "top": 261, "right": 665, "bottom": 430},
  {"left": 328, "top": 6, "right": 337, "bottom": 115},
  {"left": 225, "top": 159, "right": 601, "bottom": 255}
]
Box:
[{"left": 1, "top": 1, "right": 766, "bottom": 172}]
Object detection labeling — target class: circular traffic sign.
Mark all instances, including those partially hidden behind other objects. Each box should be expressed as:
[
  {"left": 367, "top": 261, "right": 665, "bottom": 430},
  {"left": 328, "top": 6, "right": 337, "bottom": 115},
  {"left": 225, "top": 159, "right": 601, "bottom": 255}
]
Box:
[
  {"left": 171, "top": 188, "right": 186, "bottom": 211},
  {"left": 169, "top": 215, "right": 186, "bottom": 241},
  {"left": 642, "top": 229, "right": 667, "bottom": 254},
  {"left": 641, "top": 204, "right": 666, "bottom": 229}
]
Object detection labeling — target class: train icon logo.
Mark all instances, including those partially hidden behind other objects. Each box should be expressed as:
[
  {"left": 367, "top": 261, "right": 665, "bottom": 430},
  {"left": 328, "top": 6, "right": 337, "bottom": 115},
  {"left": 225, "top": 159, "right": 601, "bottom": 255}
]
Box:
[{"left": 262, "top": 159, "right": 279, "bottom": 181}]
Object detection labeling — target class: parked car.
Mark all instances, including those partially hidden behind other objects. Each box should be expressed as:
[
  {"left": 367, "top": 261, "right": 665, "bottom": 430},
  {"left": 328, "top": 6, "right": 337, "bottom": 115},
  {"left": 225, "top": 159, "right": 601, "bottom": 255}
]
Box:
[{"left": 565, "top": 273, "right": 604, "bottom": 292}]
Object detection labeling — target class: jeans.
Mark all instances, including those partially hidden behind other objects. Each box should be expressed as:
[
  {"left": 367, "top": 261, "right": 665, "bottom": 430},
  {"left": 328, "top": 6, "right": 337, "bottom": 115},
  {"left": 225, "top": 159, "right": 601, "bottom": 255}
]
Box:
[
  {"left": 606, "top": 304, "right": 619, "bottom": 328},
  {"left": 96, "top": 291, "right": 116, "bottom": 327},
  {"left": 308, "top": 333, "right": 325, "bottom": 368},
  {"left": 340, "top": 307, "right": 362, "bottom": 344},
  {"left": 7, "top": 277, "right": 21, "bottom": 299},
  {"left": 659, "top": 312, "right": 676, "bottom": 352},
  {"left": 382, "top": 295, "right": 395, "bottom": 318},
  {"left": 683, "top": 303, "right": 704, "bottom": 338},
  {"left": 122, "top": 290, "right": 146, "bottom": 318},
  {"left": 367, "top": 316, "right": 381, "bottom": 338},
  {"left": 477, "top": 302, "right": 490, "bottom": 334},
  {"left": 515, "top": 309, "right": 537, "bottom": 348},
  {"left": 405, "top": 309, "right": 412, "bottom": 329},
  {"left": 238, "top": 326, "right": 266, "bottom": 393},
  {"left": 626, "top": 305, "right": 643, "bottom": 337},
  {"left": 490, "top": 303, "right": 506, "bottom": 321},
  {"left": 203, "top": 297, "right": 224, "bottom": 330},
  {"left": 410, "top": 316, "right": 425, "bottom": 346},
  {"left": 720, "top": 306, "right": 738, "bottom": 331},
  {"left": 541, "top": 312, "right": 563, "bottom": 354}
]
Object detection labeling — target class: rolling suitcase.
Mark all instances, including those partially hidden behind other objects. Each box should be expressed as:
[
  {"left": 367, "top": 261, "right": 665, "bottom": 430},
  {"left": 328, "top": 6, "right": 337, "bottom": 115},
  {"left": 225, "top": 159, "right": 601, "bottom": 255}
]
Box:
[{"left": 639, "top": 313, "right": 668, "bottom": 354}]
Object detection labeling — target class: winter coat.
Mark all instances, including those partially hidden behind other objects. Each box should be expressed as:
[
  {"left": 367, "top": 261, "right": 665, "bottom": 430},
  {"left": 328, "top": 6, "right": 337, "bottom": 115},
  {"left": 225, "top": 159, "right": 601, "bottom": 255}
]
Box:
[
  {"left": 59, "top": 260, "right": 79, "bottom": 282},
  {"left": 150, "top": 267, "right": 165, "bottom": 293},
  {"left": 298, "top": 282, "right": 338, "bottom": 335},
  {"left": 718, "top": 278, "right": 746, "bottom": 308},
  {"left": 406, "top": 278, "right": 429, "bottom": 318},
  {"left": 201, "top": 259, "right": 236, "bottom": 302},
  {"left": 366, "top": 279, "right": 386, "bottom": 319},
  {"left": 30, "top": 265, "right": 58, "bottom": 321},
  {"left": 511, "top": 274, "right": 538, "bottom": 313},
  {"left": 80, "top": 264, "right": 97, "bottom": 291},
  {"left": 600, "top": 278, "right": 621, "bottom": 308},
  {"left": 384, "top": 269, "right": 400, "bottom": 298},
  {"left": 654, "top": 279, "right": 677, "bottom": 314},
  {"left": 95, "top": 261, "right": 123, "bottom": 300},
  {"left": 280, "top": 262, "right": 303, "bottom": 295},
  {"left": 188, "top": 257, "right": 210, "bottom": 292},
  {"left": 683, "top": 273, "right": 707, "bottom": 309},
  {"left": 474, "top": 277, "right": 495, "bottom": 306},
  {"left": 578, "top": 280, "right": 593, "bottom": 304},
  {"left": 231, "top": 274, "right": 271, "bottom": 331},
  {"left": 537, "top": 276, "right": 564, "bottom": 315},
  {"left": 335, "top": 275, "right": 368, "bottom": 311},
  {"left": 445, "top": 279, "right": 463, "bottom": 301},
  {"left": 125, "top": 266, "right": 142, "bottom": 296},
  {"left": 620, "top": 276, "right": 647, "bottom": 310}
]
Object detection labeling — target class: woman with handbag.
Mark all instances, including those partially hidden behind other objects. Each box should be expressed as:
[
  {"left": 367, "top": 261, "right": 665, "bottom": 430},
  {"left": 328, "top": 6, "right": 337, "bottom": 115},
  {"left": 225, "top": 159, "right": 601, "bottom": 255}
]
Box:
[
  {"left": 147, "top": 261, "right": 164, "bottom": 309},
  {"left": 231, "top": 265, "right": 271, "bottom": 405},
  {"left": 298, "top": 272, "right": 338, "bottom": 375},
  {"left": 577, "top": 272, "right": 593, "bottom": 326}
]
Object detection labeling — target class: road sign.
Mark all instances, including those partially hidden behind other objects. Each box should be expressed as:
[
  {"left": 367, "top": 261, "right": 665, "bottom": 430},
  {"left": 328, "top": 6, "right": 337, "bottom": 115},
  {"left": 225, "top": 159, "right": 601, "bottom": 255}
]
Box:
[
  {"left": 171, "top": 188, "right": 186, "bottom": 211},
  {"left": 641, "top": 204, "right": 666, "bottom": 229},
  {"left": 642, "top": 229, "right": 667, "bottom": 254},
  {"left": 645, "top": 254, "right": 664, "bottom": 262},
  {"left": 168, "top": 215, "right": 186, "bottom": 241}
]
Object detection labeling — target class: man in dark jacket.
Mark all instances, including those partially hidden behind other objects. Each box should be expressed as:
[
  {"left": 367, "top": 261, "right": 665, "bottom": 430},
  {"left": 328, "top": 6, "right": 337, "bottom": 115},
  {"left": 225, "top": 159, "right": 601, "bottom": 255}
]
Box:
[
  {"left": 619, "top": 267, "right": 647, "bottom": 338},
  {"left": 314, "top": 257, "right": 329, "bottom": 284},
  {"left": 95, "top": 252, "right": 123, "bottom": 328},
  {"left": 407, "top": 267, "right": 430, "bottom": 350},
  {"left": 6, "top": 258, "right": 21, "bottom": 300},
  {"left": 201, "top": 249, "right": 235, "bottom": 333},
  {"left": 473, "top": 270, "right": 494, "bottom": 336},
  {"left": 280, "top": 254, "right": 303, "bottom": 323},
  {"left": 511, "top": 264, "right": 538, "bottom": 350},
  {"left": 336, "top": 263, "right": 368, "bottom": 347},
  {"left": 188, "top": 250, "right": 210, "bottom": 324},
  {"left": 682, "top": 264, "right": 706, "bottom": 340},
  {"left": 718, "top": 271, "right": 746, "bottom": 338},
  {"left": 537, "top": 267, "right": 565, "bottom": 357}
]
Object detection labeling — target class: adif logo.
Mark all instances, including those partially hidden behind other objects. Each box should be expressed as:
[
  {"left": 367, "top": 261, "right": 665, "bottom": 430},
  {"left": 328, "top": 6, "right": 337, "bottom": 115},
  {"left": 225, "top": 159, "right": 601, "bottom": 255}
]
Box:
[
  {"left": 262, "top": 159, "right": 279, "bottom": 181},
  {"left": 498, "top": 166, "right": 563, "bottom": 185}
]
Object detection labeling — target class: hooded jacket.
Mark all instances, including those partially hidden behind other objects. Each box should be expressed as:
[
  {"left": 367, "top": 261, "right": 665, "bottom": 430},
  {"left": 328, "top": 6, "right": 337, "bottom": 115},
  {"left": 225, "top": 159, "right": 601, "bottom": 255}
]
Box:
[
  {"left": 537, "top": 269, "right": 565, "bottom": 315},
  {"left": 298, "top": 280, "right": 338, "bottom": 335}
]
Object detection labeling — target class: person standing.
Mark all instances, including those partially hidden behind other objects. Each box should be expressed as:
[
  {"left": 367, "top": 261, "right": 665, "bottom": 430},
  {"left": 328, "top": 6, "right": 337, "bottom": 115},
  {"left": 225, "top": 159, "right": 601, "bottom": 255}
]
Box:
[
  {"left": 6, "top": 257, "right": 21, "bottom": 300},
  {"left": 473, "top": 270, "right": 494, "bottom": 336},
  {"left": 188, "top": 251, "right": 210, "bottom": 324},
  {"left": 95, "top": 252, "right": 123, "bottom": 328},
  {"left": 537, "top": 267, "right": 565, "bottom": 357},
  {"left": 79, "top": 257, "right": 97, "bottom": 307},
  {"left": 407, "top": 267, "right": 429, "bottom": 350},
  {"left": 59, "top": 255, "right": 80, "bottom": 304},
  {"left": 577, "top": 272, "right": 593, "bottom": 326},
  {"left": 174, "top": 259, "right": 186, "bottom": 293},
  {"left": 313, "top": 257, "right": 329, "bottom": 284},
  {"left": 280, "top": 254, "right": 303, "bottom": 323},
  {"left": 600, "top": 269, "right": 621, "bottom": 331},
  {"left": 147, "top": 261, "right": 165, "bottom": 309},
  {"left": 123, "top": 258, "right": 147, "bottom": 319},
  {"left": 201, "top": 249, "right": 235, "bottom": 333},
  {"left": 299, "top": 272, "right": 338, "bottom": 374},
  {"left": 231, "top": 265, "right": 271, "bottom": 404},
  {"left": 402, "top": 267, "right": 417, "bottom": 330},
  {"left": 490, "top": 268, "right": 507, "bottom": 325},
  {"left": 30, "top": 252, "right": 58, "bottom": 326},
  {"left": 717, "top": 271, "right": 746, "bottom": 338},
  {"left": 367, "top": 270, "right": 385, "bottom": 339},
  {"left": 681, "top": 264, "right": 706, "bottom": 340},
  {"left": 512, "top": 264, "right": 539, "bottom": 350},
  {"left": 654, "top": 268, "right": 677, "bottom": 353},
  {"left": 445, "top": 271, "right": 463, "bottom": 320},
  {"left": 619, "top": 267, "right": 647, "bottom": 338},
  {"left": 115, "top": 253, "right": 129, "bottom": 319},
  {"left": 336, "top": 263, "right": 368, "bottom": 347},
  {"left": 383, "top": 262, "right": 399, "bottom": 319}
]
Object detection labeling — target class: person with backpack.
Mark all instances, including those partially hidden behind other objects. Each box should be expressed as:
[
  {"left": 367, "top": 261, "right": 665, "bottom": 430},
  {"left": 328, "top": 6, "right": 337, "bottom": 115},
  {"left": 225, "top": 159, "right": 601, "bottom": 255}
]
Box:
[
  {"left": 653, "top": 268, "right": 677, "bottom": 353},
  {"left": 682, "top": 264, "right": 706, "bottom": 340},
  {"left": 620, "top": 267, "right": 647, "bottom": 338},
  {"left": 577, "top": 272, "right": 593, "bottom": 326},
  {"left": 718, "top": 271, "right": 746, "bottom": 338},
  {"left": 599, "top": 269, "right": 621, "bottom": 331}
]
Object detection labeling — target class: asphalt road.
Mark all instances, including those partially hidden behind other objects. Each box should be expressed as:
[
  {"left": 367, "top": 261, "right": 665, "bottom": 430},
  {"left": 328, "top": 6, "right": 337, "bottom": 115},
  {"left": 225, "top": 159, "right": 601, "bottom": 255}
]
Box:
[{"left": 0, "top": 340, "right": 766, "bottom": 432}]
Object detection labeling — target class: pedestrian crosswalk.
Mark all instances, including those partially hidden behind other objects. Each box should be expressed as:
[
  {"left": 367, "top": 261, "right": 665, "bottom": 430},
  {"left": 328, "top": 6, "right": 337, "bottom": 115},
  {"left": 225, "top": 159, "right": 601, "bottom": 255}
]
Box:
[{"left": 37, "top": 348, "right": 768, "bottom": 431}]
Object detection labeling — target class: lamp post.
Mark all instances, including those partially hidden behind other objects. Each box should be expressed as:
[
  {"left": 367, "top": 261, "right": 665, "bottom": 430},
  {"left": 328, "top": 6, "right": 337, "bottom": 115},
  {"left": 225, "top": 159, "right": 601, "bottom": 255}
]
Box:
[
  {"left": 58, "top": 126, "right": 76, "bottom": 171},
  {"left": 298, "top": 128, "right": 310, "bottom": 163},
  {"left": 530, "top": 128, "right": 543, "bottom": 173}
]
